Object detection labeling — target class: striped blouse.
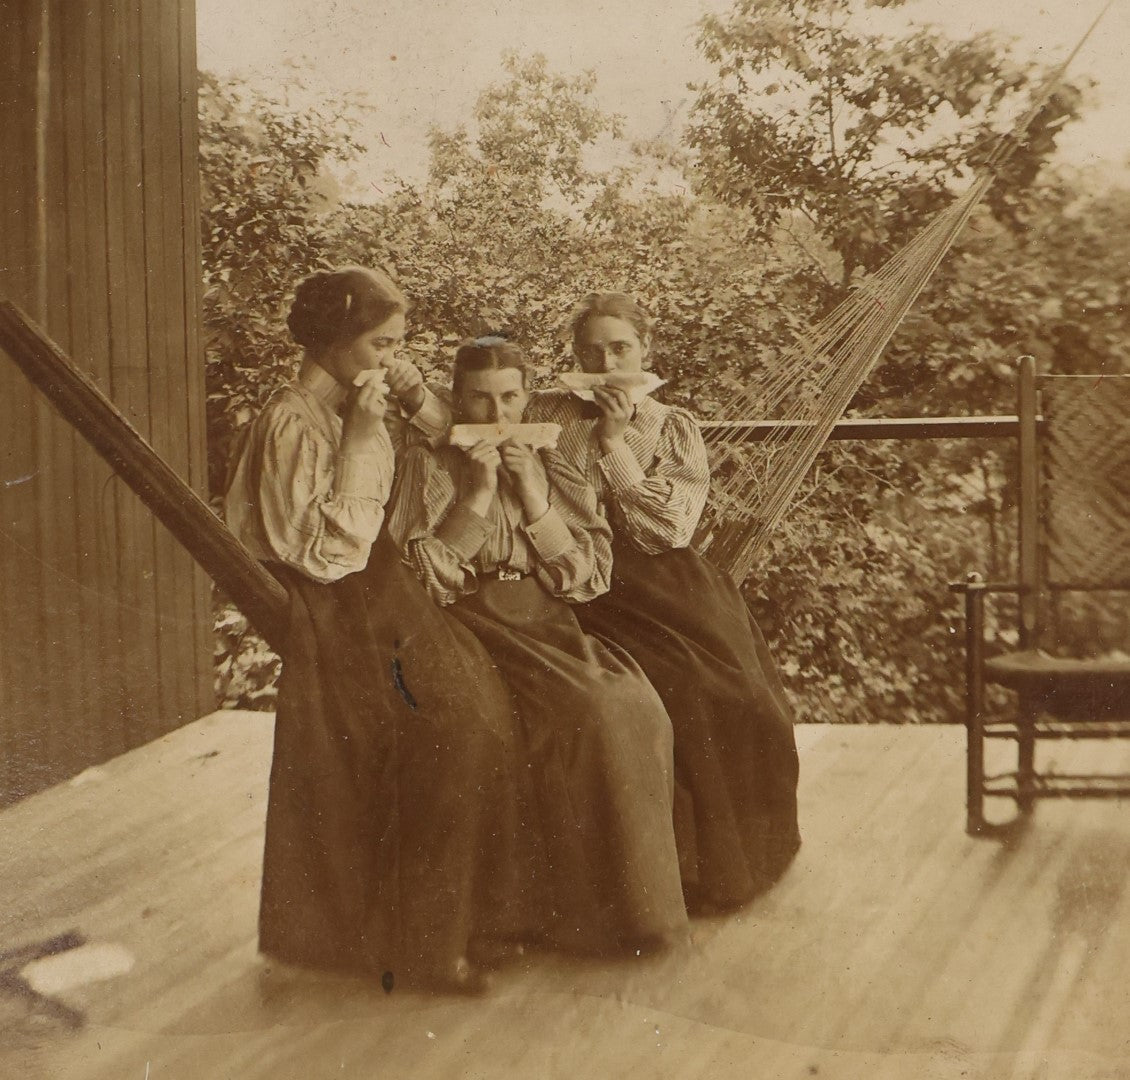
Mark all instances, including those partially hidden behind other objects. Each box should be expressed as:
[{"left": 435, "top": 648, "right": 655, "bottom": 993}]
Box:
[
  {"left": 525, "top": 390, "right": 711, "bottom": 554},
  {"left": 387, "top": 444, "right": 613, "bottom": 607},
  {"left": 223, "top": 359, "right": 449, "bottom": 583}
]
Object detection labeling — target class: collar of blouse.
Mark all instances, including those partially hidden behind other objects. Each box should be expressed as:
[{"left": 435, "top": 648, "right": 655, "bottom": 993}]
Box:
[{"left": 297, "top": 357, "right": 350, "bottom": 415}]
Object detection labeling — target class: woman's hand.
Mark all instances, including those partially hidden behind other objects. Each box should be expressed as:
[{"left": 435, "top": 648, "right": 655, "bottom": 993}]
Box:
[
  {"left": 383, "top": 357, "right": 427, "bottom": 414},
  {"left": 341, "top": 375, "right": 390, "bottom": 444},
  {"left": 460, "top": 439, "right": 501, "bottom": 517},
  {"left": 592, "top": 385, "right": 634, "bottom": 452},
  {"left": 499, "top": 441, "right": 550, "bottom": 523}
]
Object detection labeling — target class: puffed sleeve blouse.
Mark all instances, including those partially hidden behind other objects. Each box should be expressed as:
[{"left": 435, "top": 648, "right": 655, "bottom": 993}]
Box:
[
  {"left": 386, "top": 443, "right": 614, "bottom": 607},
  {"left": 526, "top": 389, "right": 710, "bottom": 554},
  {"left": 223, "top": 358, "right": 449, "bottom": 583}
]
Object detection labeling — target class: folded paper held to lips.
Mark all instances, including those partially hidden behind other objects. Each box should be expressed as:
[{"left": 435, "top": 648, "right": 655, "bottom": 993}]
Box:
[
  {"left": 449, "top": 423, "right": 562, "bottom": 450},
  {"left": 352, "top": 369, "right": 388, "bottom": 389},
  {"left": 557, "top": 371, "right": 666, "bottom": 404}
]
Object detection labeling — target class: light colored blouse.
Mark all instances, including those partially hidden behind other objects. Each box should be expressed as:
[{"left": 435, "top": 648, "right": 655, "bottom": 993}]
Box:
[
  {"left": 387, "top": 444, "right": 613, "bottom": 607},
  {"left": 223, "top": 359, "right": 449, "bottom": 583},
  {"left": 525, "top": 390, "right": 710, "bottom": 554}
]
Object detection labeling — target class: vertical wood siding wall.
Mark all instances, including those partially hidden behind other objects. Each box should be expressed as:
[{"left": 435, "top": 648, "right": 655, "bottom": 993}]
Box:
[{"left": 0, "top": 0, "right": 212, "bottom": 803}]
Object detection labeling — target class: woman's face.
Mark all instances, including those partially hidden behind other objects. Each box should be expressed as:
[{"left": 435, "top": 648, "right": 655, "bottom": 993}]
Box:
[
  {"left": 320, "top": 311, "right": 406, "bottom": 385},
  {"left": 456, "top": 367, "right": 529, "bottom": 425},
  {"left": 573, "top": 315, "right": 648, "bottom": 375}
]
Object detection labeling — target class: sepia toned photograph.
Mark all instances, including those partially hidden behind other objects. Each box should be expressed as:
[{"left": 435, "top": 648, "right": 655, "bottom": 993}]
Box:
[{"left": 2, "top": 0, "right": 1129, "bottom": 1076}]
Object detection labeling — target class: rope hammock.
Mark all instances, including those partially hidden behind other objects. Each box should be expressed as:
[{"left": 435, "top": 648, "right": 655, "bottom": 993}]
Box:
[{"left": 695, "top": 3, "right": 1112, "bottom": 585}]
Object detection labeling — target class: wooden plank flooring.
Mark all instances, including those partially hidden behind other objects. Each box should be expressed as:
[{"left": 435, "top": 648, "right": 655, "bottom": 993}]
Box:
[{"left": 1, "top": 715, "right": 1128, "bottom": 1080}]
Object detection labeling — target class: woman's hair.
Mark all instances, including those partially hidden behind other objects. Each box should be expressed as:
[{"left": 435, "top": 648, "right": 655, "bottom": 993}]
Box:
[
  {"left": 452, "top": 335, "right": 530, "bottom": 396},
  {"left": 568, "top": 292, "right": 653, "bottom": 349},
  {"left": 287, "top": 266, "right": 407, "bottom": 350}
]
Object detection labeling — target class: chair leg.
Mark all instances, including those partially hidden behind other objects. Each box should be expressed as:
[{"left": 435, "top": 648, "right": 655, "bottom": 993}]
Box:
[
  {"left": 965, "top": 587, "right": 987, "bottom": 835},
  {"left": 966, "top": 723, "right": 986, "bottom": 835},
  {"left": 1016, "top": 691, "right": 1037, "bottom": 815}
]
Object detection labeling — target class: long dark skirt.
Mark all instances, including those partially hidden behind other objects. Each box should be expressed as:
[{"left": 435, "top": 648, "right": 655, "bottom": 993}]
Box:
[
  {"left": 259, "top": 533, "right": 529, "bottom": 982},
  {"left": 575, "top": 542, "right": 801, "bottom": 911},
  {"left": 450, "top": 577, "right": 688, "bottom": 954}
]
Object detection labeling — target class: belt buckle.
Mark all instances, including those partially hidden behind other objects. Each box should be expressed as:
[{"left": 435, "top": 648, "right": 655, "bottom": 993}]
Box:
[{"left": 497, "top": 567, "right": 523, "bottom": 582}]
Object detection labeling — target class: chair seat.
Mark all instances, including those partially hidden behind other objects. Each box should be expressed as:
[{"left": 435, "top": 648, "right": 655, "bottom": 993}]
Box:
[{"left": 985, "top": 649, "right": 1130, "bottom": 718}]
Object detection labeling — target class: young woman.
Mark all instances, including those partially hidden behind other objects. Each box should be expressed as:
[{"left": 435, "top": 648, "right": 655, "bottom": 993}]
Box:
[
  {"left": 387, "top": 337, "right": 688, "bottom": 955},
  {"left": 526, "top": 293, "right": 801, "bottom": 914},
  {"left": 224, "top": 267, "right": 527, "bottom": 994}
]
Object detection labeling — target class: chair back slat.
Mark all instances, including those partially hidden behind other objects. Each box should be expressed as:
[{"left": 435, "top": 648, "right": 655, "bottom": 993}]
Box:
[{"left": 1039, "top": 374, "right": 1130, "bottom": 589}]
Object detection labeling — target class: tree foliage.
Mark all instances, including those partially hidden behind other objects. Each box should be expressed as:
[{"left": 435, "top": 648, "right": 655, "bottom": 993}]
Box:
[
  {"left": 200, "top": 7, "right": 1127, "bottom": 721},
  {"left": 199, "top": 71, "right": 366, "bottom": 494},
  {"left": 690, "top": 0, "right": 1088, "bottom": 285}
]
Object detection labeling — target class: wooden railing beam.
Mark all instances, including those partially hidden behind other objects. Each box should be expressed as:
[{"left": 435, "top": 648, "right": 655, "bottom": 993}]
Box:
[{"left": 701, "top": 414, "right": 1035, "bottom": 442}]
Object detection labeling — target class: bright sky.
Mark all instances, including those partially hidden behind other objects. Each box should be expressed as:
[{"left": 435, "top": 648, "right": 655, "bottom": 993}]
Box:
[{"left": 196, "top": 0, "right": 1130, "bottom": 183}]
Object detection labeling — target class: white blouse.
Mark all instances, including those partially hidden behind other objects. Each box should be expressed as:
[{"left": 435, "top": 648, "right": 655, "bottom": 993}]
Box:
[
  {"left": 223, "top": 359, "right": 449, "bottom": 583},
  {"left": 387, "top": 444, "right": 613, "bottom": 607},
  {"left": 526, "top": 390, "right": 711, "bottom": 554}
]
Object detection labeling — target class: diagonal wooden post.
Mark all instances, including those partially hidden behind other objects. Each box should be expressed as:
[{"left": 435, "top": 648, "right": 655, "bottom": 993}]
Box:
[{"left": 0, "top": 300, "right": 289, "bottom": 652}]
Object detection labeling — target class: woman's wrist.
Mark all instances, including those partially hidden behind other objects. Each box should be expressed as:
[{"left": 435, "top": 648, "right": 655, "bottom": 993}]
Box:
[
  {"left": 521, "top": 494, "right": 551, "bottom": 523},
  {"left": 397, "top": 383, "right": 426, "bottom": 416},
  {"left": 598, "top": 434, "right": 628, "bottom": 456},
  {"left": 462, "top": 487, "right": 496, "bottom": 518}
]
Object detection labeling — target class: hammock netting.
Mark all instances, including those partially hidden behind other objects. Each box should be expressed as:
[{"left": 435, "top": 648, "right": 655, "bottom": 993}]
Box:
[
  {"left": 694, "top": 5, "right": 1109, "bottom": 585},
  {"left": 696, "top": 172, "right": 994, "bottom": 581}
]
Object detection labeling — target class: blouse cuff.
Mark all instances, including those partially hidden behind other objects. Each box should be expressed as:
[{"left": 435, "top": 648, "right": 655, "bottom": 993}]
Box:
[
  {"left": 523, "top": 506, "right": 574, "bottom": 563},
  {"left": 598, "top": 442, "right": 648, "bottom": 493},
  {"left": 436, "top": 503, "right": 493, "bottom": 562},
  {"left": 405, "top": 386, "right": 452, "bottom": 446},
  {"left": 334, "top": 449, "right": 393, "bottom": 501}
]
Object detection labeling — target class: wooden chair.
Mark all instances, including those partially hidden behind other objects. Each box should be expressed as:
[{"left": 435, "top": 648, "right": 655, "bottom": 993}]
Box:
[{"left": 956, "top": 356, "right": 1130, "bottom": 835}]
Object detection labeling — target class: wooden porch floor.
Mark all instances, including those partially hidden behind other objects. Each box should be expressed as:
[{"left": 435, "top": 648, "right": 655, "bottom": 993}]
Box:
[{"left": 2, "top": 713, "right": 1129, "bottom": 1080}]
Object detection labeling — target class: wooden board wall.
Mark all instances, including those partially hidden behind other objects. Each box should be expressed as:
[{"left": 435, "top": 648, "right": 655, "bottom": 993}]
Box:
[{"left": 0, "top": 0, "right": 212, "bottom": 804}]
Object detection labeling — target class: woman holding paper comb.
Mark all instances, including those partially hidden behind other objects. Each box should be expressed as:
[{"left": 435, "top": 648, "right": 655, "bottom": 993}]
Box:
[
  {"left": 528, "top": 292, "right": 802, "bottom": 914},
  {"left": 388, "top": 335, "right": 688, "bottom": 955},
  {"left": 224, "top": 268, "right": 528, "bottom": 994}
]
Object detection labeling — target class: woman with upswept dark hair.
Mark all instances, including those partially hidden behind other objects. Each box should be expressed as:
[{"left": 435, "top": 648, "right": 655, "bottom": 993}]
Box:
[
  {"left": 388, "top": 336, "right": 688, "bottom": 956},
  {"left": 224, "top": 267, "right": 528, "bottom": 994},
  {"left": 527, "top": 292, "right": 801, "bottom": 914}
]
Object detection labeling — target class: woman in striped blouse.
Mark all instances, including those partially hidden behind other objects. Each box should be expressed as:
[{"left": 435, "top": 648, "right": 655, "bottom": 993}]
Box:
[
  {"left": 527, "top": 292, "right": 801, "bottom": 914},
  {"left": 224, "top": 268, "right": 527, "bottom": 994},
  {"left": 388, "top": 336, "right": 688, "bottom": 956}
]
